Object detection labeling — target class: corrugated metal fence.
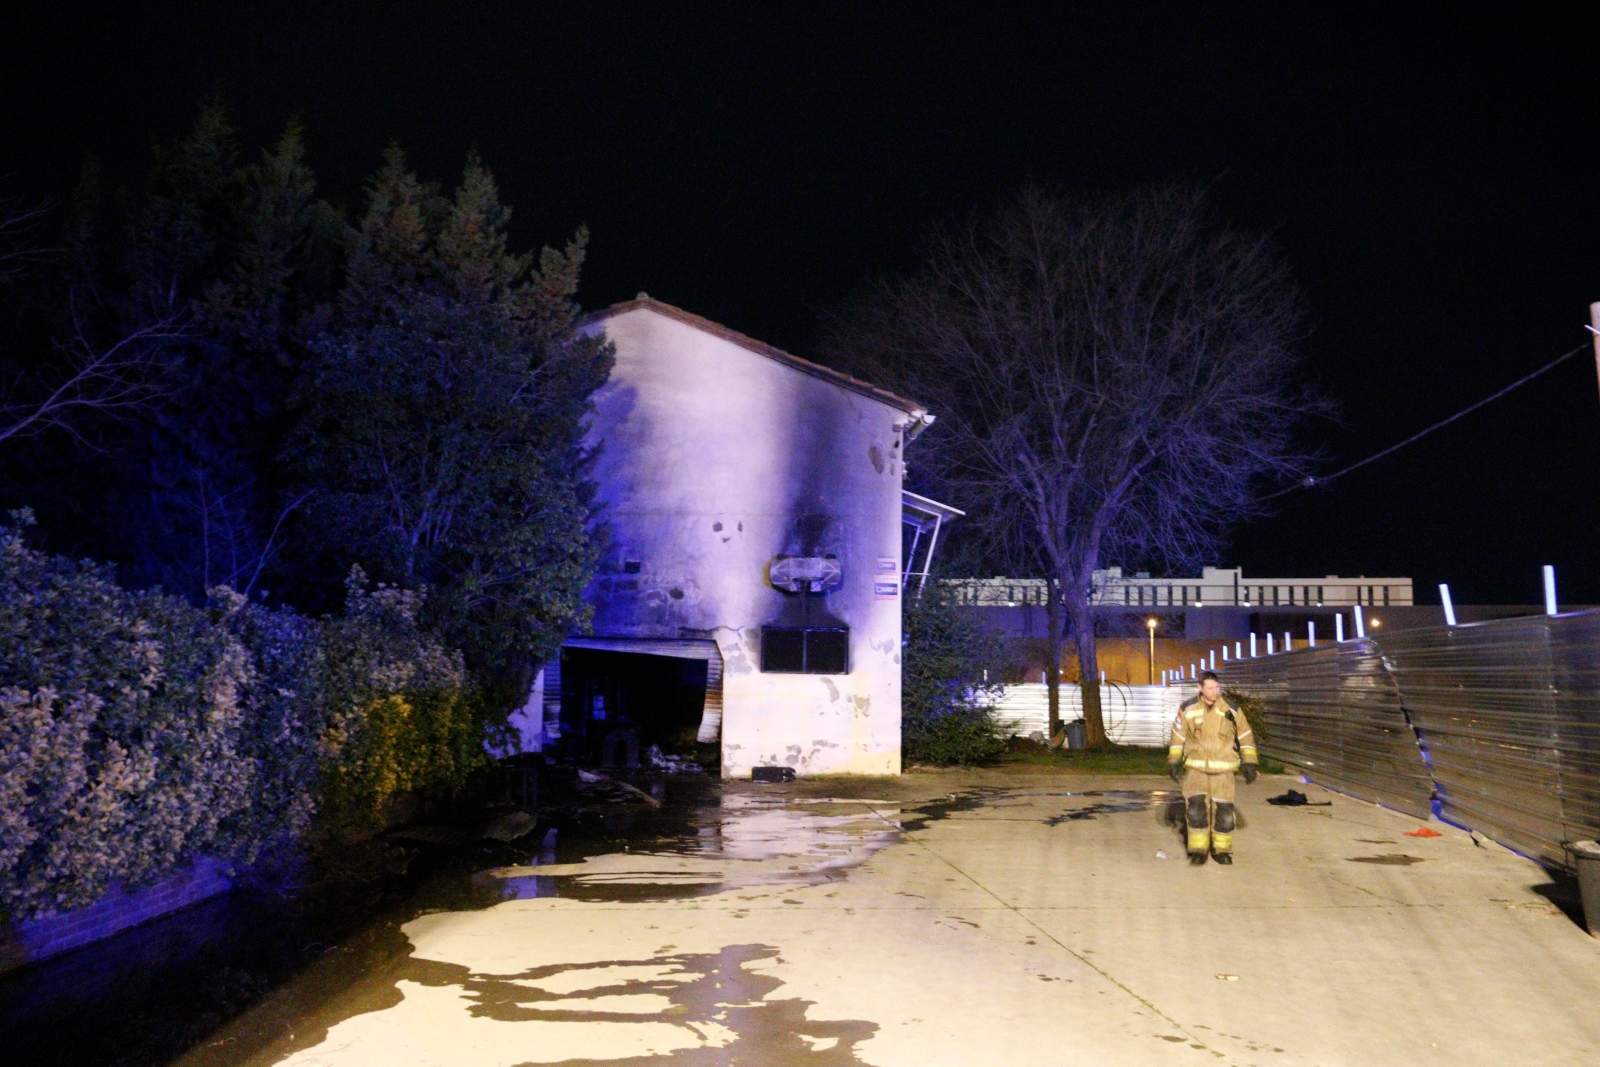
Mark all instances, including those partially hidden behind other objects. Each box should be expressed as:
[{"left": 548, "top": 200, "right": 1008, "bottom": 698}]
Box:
[
  {"left": 993, "top": 683, "right": 1176, "bottom": 747},
  {"left": 1223, "top": 609, "right": 1600, "bottom": 871}
]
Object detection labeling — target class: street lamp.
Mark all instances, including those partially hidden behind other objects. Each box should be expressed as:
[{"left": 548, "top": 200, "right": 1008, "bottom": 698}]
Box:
[{"left": 1145, "top": 617, "right": 1158, "bottom": 685}]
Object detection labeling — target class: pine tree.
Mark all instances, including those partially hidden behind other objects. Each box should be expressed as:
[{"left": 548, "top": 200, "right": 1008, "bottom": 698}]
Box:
[{"left": 289, "top": 148, "right": 611, "bottom": 701}]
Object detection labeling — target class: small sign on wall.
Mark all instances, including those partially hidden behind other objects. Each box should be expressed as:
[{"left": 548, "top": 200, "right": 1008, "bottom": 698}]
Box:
[
  {"left": 874, "top": 581, "right": 899, "bottom": 600},
  {"left": 876, "top": 557, "right": 897, "bottom": 574}
]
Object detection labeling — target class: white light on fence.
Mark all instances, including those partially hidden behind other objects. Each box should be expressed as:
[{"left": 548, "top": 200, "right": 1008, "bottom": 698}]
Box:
[
  {"left": 1354, "top": 604, "right": 1366, "bottom": 638},
  {"left": 1099, "top": 669, "right": 1106, "bottom": 683},
  {"left": 1543, "top": 565, "right": 1558, "bottom": 616},
  {"left": 1249, "top": 633, "right": 1258, "bottom": 657},
  {"left": 1190, "top": 663, "right": 1197, "bottom": 679},
  {"left": 1284, "top": 631, "right": 1292, "bottom": 651},
  {"left": 1234, "top": 641, "right": 1242, "bottom": 659},
  {"left": 1336, "top": 613, "right": 1345, "bottom": 642},
  {"left": 1439, "top": 583, "right": 1457, "bottom": 626},
  {"left": 1222, "top": 646, "right": 1230, "bottom": 661},
  {"left": 1208, "top": 650, "right": 1216, "bottom": 670},
  {"left": 1267, "top": 633, "right": 1275, "bottom": 655},
  {"left": 1308, "top": 620, "right": 1317, "bottom": 647}
]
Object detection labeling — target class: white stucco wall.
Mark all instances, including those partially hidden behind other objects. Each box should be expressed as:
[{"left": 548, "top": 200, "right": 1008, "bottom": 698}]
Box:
[{"left": 579, "top": 304, "right": 911, "bottom": 777}]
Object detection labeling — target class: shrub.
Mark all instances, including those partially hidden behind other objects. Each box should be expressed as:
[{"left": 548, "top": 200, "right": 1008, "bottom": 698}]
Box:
[
  {"left": 311, "top": 569, "right": 485, "bottom": 837},
  {"left": 0, "top": 516, "right": 490, "bottom": 920},
  {"left": 0, "top": 515, "right": 253, "bottom": 919},
  {"left": 208, "top": 588, "right": 325, "bottom": 864},
  {"left": 902, "top": 585, "right": 1009, "bottom": 765},
  {"left": 910, "top": 707, "right": 1009, "bottom": 766}
]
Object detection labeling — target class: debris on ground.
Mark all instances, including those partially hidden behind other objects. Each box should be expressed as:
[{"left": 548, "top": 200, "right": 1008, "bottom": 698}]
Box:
[
  {"left": 1266, "top": 789, "right": 1331, "bottom": 806},
  {"left": 1404, "top": 826, "right": 1442, "bottom": 838},
  {"left": 577, "top": 768, "right": 663, "bottom": 807},
  {"left": 478, "top": 811, "right": 538, "bottom": 843},
  {"left": 1155, "top": 849, "right": 1168, "bottom": 860},
  {"left": 646, "top": 745, "right": 705, "bottom": 774},
  {"left": 1215, "top": 973, "right": 1240, "bottom": 982}
]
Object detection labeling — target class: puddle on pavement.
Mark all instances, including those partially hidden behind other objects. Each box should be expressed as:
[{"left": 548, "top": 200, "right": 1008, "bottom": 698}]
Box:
[
  {"left": 1037, "top": 789, "right": 1174, "bottom": 826},
  {"left": 388, "top": 943, "right": 878, "bottom": 1065},
  {"left": 12, "top": 778, "right": 1131, "bottom": 1066},
  {"left": 177, "top": 779, "right": 977, "bottom": 1065},
  {"left": 892, "top": 787, "right": 1180, "bottom": 831},
  {"left": 482, "top": 787, "right": 912, "bottom": 903},
  {"left": 1346, "top": 854, "right": 1427, "bottom": 866}
]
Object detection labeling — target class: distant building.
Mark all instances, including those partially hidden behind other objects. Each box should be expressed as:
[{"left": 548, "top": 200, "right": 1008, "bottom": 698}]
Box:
[
  {"left": 511, "top": 296, "right": 952, "bottom": 778},
  {"left": 950, "top": 567, "right": 1418, "bottom": 652},
  {"left": 951, "top": 566, "right": 1415, "bottom": 610}
]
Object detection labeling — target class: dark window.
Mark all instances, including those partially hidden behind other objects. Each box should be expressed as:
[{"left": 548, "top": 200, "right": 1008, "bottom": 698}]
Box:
[
  {"left": 623, "top": 559, "right": 642, "bottom": 574},
  {"left": 760, "top": 626, "right": 850, "bottom": 674}
]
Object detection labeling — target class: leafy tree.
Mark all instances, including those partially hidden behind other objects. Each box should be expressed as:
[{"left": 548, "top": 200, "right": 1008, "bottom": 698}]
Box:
[
  {"left": 829, "top": 187, "right": 1317, "bottom": 747},
  {"left": 288, "top": 147, "right": 612, "bottom": 701}
]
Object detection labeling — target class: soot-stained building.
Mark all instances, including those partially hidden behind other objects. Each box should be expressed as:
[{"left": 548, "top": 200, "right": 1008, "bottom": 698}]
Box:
[{"left": 512, "top": 296, "right": 947, "bottom": 778}]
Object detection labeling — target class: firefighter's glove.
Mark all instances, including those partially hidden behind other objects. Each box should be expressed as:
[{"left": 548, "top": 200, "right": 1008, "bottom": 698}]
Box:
[
  {"left": 1242, "top": 764, "right": 1259, "bottom": 785},
  {"left": 1167, "top": 761, "right": 1183, "bottom": 783}
]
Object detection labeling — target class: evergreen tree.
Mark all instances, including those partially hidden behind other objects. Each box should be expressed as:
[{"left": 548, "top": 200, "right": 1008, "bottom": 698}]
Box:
[
  {"left": 289, "top": 147, "right": 611, "bottom": 701},
  {"left": 114, "top": 107, "right": 338, "bottom": 599}
]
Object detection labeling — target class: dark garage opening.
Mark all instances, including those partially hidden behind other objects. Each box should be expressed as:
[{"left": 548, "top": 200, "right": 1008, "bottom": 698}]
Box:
[{"left": 559, "top": 648, "right": 713, "bottom": 768}]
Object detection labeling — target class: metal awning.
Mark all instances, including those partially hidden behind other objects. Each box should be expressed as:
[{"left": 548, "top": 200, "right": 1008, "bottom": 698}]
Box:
[{"left": 901, "top": 490, "right": 964, "bottom": 595}]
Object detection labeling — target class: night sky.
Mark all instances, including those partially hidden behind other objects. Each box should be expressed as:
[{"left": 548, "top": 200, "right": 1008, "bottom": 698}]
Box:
[{"left": 7, "top": 4, "right": 1597, "bottom": 603}]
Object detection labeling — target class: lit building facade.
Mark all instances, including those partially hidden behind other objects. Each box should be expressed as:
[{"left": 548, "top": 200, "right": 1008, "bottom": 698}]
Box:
[{"left": 510, "top": 297, "right": 942, "bottom": 778}]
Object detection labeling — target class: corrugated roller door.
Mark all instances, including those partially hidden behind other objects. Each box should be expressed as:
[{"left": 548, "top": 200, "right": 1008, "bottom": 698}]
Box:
[{"left": 549, "top": 637, "right": 724, "bottom": 744}]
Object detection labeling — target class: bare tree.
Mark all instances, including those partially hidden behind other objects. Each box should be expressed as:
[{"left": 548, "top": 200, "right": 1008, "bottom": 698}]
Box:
[
  {"left": 0, "top": 310, "right": 183, "bottom": 449},
  {"left": 829, "top": 186, "right": 1317, "bottom": 746},
  {"left": 0, "top": 192, "right": 54, "bottom": 285},
  {"left": 0, "top": 194, "right": 183, "bottom": 448}
]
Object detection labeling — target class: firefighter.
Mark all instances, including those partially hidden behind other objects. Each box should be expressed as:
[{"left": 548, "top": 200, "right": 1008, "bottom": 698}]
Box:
[{"left": 1167, "top": 670, "right": 1258, "bottom": 865}]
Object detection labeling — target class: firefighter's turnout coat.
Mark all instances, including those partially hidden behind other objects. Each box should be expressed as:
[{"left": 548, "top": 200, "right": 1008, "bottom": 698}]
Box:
[{"left": 1169, "top": 696, "right": 1258, "bottom": 856}]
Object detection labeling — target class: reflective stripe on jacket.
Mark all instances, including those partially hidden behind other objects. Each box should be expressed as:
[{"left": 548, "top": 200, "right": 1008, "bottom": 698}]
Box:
[{"left": 1168, "top": 695, "right": 1257, "bottom": 774}]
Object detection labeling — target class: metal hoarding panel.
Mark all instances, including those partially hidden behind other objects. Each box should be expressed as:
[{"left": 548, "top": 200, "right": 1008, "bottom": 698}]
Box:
[
  {"left": 1223, "top": 609, "right": 1600, "bottom": 870},
  {"left": 1225, "top": 640, "right": 1434, "bottom": 820}
]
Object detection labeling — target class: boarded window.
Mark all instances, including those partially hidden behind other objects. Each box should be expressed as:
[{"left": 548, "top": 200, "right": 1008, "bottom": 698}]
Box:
[{"left": 760, "top": 626, "right": 849, "bottom": 674}]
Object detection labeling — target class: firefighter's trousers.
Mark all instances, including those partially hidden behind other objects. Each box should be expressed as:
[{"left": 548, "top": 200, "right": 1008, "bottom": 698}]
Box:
[{"left": 1182, "top": 768, "right": 1238, "bottom": 856}]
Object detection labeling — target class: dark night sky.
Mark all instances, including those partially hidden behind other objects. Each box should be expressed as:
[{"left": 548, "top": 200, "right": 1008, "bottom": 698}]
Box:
[{"left": 6, "top": 3, "right": 1598, "bottom": 602}]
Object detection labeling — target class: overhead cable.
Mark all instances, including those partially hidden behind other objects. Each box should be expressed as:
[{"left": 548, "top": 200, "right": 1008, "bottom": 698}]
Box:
[{"left": 1262, "top": 340, "right": 1590, "bottom": 500}]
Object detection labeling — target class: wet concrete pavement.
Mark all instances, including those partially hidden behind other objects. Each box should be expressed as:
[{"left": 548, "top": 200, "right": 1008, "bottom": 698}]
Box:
[{"left": 179, "top": 770, "right": 1600, "bottom": 1066}]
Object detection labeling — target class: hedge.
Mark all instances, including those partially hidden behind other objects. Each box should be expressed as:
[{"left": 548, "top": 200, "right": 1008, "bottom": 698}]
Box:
[{"left": 0, "top": 516, "right": 486, "bottom": 921}]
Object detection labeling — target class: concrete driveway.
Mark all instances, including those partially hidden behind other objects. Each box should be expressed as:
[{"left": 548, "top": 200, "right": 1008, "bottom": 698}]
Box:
[{"left": 186, "top": 769, "right": 1600, "bottom": 1066}]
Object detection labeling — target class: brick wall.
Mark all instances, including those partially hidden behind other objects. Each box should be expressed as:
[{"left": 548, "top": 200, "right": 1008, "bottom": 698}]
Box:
[{"left": 0, "top": 858, "right": 234, "bottom": 975}]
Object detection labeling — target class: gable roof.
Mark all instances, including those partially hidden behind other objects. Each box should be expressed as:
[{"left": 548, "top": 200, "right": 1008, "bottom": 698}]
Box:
[{"left": 582, "top": 295, "right": 929, "bottom": 418}]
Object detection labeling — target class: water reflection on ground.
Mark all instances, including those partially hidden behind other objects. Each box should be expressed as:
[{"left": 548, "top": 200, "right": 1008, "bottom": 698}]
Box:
[
  {"left": 484, "top": 791, "right": 910, "bottom": 904},
  {"left": 183, "top": 782, "right": 925, "bottom": 1066},
  {"left": 1, "top": 777, "right": 1179, "bottom": 1066}
]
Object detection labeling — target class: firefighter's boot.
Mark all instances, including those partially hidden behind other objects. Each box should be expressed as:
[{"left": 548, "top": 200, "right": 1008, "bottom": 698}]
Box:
[
  {"left": 1211, "top": 801, "right": 1237, "bottom": 864},
  {"left": 1185, "top": 793, "right": 1210, "bottom": 862}
]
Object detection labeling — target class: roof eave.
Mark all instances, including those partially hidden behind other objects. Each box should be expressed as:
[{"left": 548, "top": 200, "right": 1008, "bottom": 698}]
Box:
[{"left": 582, "top": 295, "right": 931, "bottom": 418}]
